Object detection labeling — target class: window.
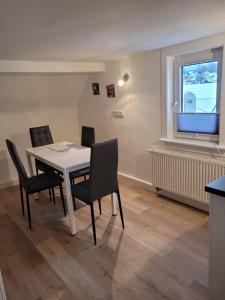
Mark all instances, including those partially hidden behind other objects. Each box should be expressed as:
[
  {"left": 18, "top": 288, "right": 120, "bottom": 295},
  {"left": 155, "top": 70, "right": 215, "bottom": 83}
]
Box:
[{"left": 175, "top": 47, "right": 223, "bottom": 141}]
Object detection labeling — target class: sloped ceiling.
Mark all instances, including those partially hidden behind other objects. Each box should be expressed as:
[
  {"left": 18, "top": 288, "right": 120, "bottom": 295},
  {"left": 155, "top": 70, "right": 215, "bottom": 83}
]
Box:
[{"left": 0, "top": 0, "right": 225, "bottom": 61}]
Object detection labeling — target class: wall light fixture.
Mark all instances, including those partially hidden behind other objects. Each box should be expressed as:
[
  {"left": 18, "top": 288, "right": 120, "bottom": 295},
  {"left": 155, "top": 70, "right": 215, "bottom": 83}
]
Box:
[{"left": 118, "top": 73, "right": 129, "bottom": 87}]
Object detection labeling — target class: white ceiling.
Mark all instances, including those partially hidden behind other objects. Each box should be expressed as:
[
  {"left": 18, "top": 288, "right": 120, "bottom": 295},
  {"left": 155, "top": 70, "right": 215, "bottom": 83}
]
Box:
[{"left": 1, "top": 0, "right": 225, "bottom": 62}]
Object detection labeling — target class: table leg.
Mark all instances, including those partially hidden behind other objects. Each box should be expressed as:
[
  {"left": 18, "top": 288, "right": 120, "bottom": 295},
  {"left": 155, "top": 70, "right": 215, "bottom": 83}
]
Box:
[
  {"left": 64, "top": 171, "right": 77, "bottom": 235},
  {"left": 0, "top": 270, "right": 7, "bottom": 300},
  {"left": 111, "top": 193, "right": 117, "bottom": 216},
  {"left": 26, "top": 152, "right": 39, "bottom": 200}
]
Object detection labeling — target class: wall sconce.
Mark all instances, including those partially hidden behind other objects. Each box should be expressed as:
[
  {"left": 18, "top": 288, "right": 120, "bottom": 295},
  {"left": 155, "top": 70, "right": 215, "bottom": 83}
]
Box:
[{"left": 118, "top": 73, "right": 129, "bottom": 87}]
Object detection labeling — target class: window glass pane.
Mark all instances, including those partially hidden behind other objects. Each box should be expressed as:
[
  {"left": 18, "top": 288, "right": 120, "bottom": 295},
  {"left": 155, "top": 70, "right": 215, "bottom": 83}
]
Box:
[{"left": 182, "top": 61, "right": 218, "bottom": 113}]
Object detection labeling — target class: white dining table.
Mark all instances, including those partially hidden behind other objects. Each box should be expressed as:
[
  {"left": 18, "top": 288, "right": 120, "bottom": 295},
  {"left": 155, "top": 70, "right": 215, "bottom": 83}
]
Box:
[{"left": 26, "top": 141, "right": 117, "bottom": 235}]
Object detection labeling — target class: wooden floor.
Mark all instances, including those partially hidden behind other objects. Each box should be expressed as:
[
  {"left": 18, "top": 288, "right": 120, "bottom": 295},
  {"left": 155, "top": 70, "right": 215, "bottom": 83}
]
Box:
[{"left": 0, "top": 181, "right": 208, "bottom": 300}]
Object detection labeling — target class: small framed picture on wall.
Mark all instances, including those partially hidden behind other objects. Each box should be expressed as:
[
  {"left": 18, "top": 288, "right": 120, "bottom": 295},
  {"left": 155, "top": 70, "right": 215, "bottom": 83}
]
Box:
[
  {"left": 92, "top": 83, "right": 100, "bottom": 95},
  {"left": 106, "top": 84, "right": 115, "bottom": 98}
]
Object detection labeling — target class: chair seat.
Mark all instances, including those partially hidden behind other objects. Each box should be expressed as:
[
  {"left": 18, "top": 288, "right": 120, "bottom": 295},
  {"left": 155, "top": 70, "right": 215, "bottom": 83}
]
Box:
[
  {"left": 71, "top": 180, "right": 91, "bottom": 204},
  {"left": 36, "top": 160, "right": 56, "bottom": 173},
  {"left": 69, "top": 167, "right": 90, "bottom": 180},
  {"left": 28, "top": 172, "right": 64, "bottom": 194}
]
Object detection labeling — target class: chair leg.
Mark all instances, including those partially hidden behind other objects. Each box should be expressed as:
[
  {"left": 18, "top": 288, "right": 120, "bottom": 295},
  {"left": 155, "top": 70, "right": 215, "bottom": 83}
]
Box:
[
  {"left": 26, "top": 193, "right": 32, "bottom": 229},
  {"left": 90, "top": 203, "right": 97, "bottom": 245},
  {"left": 59, "top": 184, "right": 66, "bottom": 217},
  {"left": 49, "top": 188, "right": 53, "bottom": 201},
  {"left": 116, "top": 190, "right": 125, "bottom": 229},
  {"left": 98, "top": 198, "right": 102, "bottom": 215},
  {"left": 35, "top": 165, "right": 39, "bottom": 175},
  {"left": 52, "top": 188, "right": 56, "bottom": 205},
  {"left": 19, "top": 183, "right": 25, "bottom": 217}
]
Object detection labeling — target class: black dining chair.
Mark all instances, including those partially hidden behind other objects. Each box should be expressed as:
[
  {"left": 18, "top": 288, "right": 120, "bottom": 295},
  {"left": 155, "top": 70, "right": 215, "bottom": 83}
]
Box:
[
  {"left": 70, "top": 126, "right": 95, "bottom": 182},
  {"left": 6, "top": 139, "right": 66, "bottom": 229},
  {"left": 70, "top": 126, "right": 95, "bottom": 209},
  {"left": 29, "top": 125, "right": 55, "bottom": 174},
  {"left": 71, "top": 138, "right": 124, "bottom": 245},
  {"left": 29, "top": 125, "right": 57, "bottom": 202},
  {"left": 81, "top": 126, "right": 95, "bottom": 148}
]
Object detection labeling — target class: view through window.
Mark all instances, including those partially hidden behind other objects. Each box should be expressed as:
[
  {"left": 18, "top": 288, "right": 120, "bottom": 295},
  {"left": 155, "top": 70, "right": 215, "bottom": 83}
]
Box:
[{"left": 181, "top": 60, "right": 218, "bottom": 113}]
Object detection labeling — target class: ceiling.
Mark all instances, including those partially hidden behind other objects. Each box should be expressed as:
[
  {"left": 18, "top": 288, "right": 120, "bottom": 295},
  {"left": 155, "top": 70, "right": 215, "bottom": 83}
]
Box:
[{"left": 1, "top": 0, "right": 225, "bottom": 62}]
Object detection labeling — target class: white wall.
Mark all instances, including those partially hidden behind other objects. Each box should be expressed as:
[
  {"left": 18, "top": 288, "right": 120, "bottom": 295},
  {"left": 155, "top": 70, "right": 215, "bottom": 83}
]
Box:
[
  {"left": 0, "top": 74, "right": 88, "bottom": 186},
  {"left": 78, "top": 50, "right": 161, "bottom": 183}
]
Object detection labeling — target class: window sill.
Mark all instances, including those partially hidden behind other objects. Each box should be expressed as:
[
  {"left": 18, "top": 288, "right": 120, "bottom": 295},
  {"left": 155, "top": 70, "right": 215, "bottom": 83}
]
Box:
[{"left": 158, "top": 137, "right": 225, "bottom": 151}]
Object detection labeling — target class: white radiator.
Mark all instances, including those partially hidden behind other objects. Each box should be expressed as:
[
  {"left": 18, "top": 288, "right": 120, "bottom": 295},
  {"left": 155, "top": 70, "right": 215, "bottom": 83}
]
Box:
[{"left": 152, "top": 149, "right": 225, "bottom": 204}]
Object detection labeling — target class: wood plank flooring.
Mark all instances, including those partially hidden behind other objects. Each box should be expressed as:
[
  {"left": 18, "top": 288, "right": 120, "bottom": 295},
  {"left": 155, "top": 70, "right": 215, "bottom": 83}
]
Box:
[{"left": 0, "top": 181, "right": 208, "bottom": 299}]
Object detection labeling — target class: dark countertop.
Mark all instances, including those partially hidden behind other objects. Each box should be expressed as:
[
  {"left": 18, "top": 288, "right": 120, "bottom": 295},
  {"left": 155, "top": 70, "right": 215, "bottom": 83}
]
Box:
[{"left": 205, "top": 176, "right": 225, "bottom": 198}]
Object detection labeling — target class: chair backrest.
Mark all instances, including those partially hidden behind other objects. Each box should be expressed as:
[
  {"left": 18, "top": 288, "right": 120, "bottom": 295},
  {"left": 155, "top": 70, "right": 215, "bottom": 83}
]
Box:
[
  {"left": 89, "top": 138, "right": 118, "bottom": 201},
  {"left": 29, "top": 125, "right": 53, "bottom": 147},
  {"left": 81, "top": 126, "right": 95, "bottom": 147},
  {"left": 5, "top": 139, "right": 29, "bottom": 189}
]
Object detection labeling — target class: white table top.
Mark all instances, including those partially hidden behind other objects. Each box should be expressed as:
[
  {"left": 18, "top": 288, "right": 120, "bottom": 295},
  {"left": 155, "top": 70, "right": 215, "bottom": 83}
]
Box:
[{"left": 26, "top": 141, "right": 91, "bottom": 173}]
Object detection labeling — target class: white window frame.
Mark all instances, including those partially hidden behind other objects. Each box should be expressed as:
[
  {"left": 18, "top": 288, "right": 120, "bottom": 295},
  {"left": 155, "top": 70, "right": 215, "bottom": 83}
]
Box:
[
  {"left": 161, "top": 34, "right": 225, "bottom": 150},
  {"left": 174, "top": 48, "right": 223, "bottom": 142}
]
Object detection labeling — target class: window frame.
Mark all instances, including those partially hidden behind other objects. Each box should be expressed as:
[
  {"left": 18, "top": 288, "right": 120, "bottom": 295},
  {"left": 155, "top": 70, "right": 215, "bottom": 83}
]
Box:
[{"left": 174, "top": 48, "right": 223, "bottom": 142}]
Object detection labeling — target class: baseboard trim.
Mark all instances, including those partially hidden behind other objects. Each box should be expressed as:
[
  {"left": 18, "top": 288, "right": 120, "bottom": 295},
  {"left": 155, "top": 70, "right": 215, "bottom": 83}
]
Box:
[
  {"left": 0, "top": 179, "right": 18, "bottom": 190},
  {"left": 157, "top": 190, "right": 209, "bottom": 212},
  {"left": 118, "top": 172, "right": 154, "bottom": 192}
]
